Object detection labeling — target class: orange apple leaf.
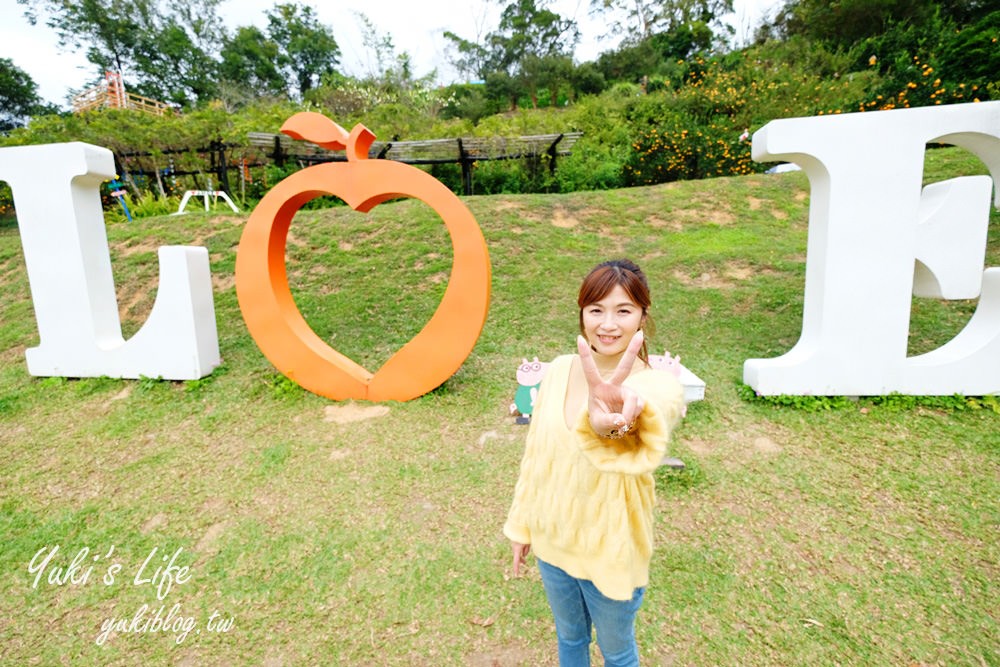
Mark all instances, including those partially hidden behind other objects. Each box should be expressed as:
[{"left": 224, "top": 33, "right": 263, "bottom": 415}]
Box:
[{"left": 280, "top": 112, "right": 350, "bottom": 150}]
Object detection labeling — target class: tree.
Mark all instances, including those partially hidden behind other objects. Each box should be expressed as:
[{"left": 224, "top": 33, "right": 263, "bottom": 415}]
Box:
[
  {"left": 446, "top": 0, "right": 579, "bottom": 108},
  {"left": 589, "top": 0, "right": 734, "bottom": 43},
  {"left": 265, "top": 2, "right": 340, "bottom": 98},
  {"left": 446, "top": 0, "right": 579, "bottom": 79},
  {"left": 491, "top": 0, "right": 580, "bottom": 74},
  {"left": 569, "top": 61, "right": 607, "bottom": 98},
  {"left": 18, "top": 0, "right": 146, "bottom": 80},
  {"left": 595, "top": 24, "right": 713, "bottom": 84},
  {"left": 354, "top": 12, "right": 400, "bottom": 81},
  {"left": 0, "top": 58, "right": 53, "bottom": 132},
  {"left": 444, "top": 31, "right": 493, "bottom": 82},
  {"left": 144, "top": 0, "right": 225, "bottom": 105},
  {"left": 764, "top": 0, "right": 936, "bottom": 48},
  {"left": 219, "top": 26, "right": 287, "bottom": 99},
  {"left": 17, "top": 0, "right": 225, "bottom": 107},
  {"left": 935, "top": 0, "right": 997, "bottom": 25},
  {"left": 442, "top": 3, "right": 499, "bottom": 82},
  {"left": 130, "top": 11, "right": 223, "bottom": 106},
  {"left": 522, "top": 54, "right": 575, "bottom": 106},
  {"left": 485, "top": 70, "right": 522, "bottom": 111}
]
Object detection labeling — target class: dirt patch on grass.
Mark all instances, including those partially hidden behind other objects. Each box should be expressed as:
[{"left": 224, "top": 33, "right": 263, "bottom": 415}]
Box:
[
  {"left": 324, "top": 403, "right": 391, "bottom": 423},
  {"left": 141, "top": 512, "right": 168, "bottom": 533},
  {"left": 647, "top": 215, "right": 684, "bottom": 231},
  {"left": 0, "top": 252, "right": 27, "bottom": 282},
  {"left": 723, "top": 263, "right": 756, "bottom": 281},
  {"left": 212, "top": 273, "right": 236, "bottom": 291},
  {"left": 413, "top": 253, "right": 444, "bottom": 270},
  {"left": 704, "top": 208, "right": 736, "bottom": 225},
  {"left": 102, "top": 385, "right": 133, "bottom": 409},
  {"left": 672, "top": 261, "right": 779, "bottom": 289},
  {"left": 329, "top": 447, "right": 353, "bottom": 461},
  {"left": 672, "top": 270, "right": 727, "bottom": 289},
  {"left": 476, "top": 430, "right": 517, "bottom": 448},
  {"left": 467, "top": 643, "right": 540, "bottom": 667},
  {"left": 117, "top": 275, "right": 157, "bottom": 319},
  {"left": 723, "top": 428, "right": 789, "bottom": 459},
  {"left": 262, "top": 653, "right": 286, "bottom": 667},
  {"left": 286, "top": 228, "right": 308, "bottom": 248},
  {"left": 667, "top": 203, "right": 738, "bottom": 227},
  {"left": 577, "top": 206, "right": 610, "bottom": 222},
  {"left": 751, "top": 435, "right": 783, "bottom": 454},
  {"left": 683, "top": 436, "right": 717, "bottom": 456},
  {"left": 115, "top": 238, "right": 159, "bottom": 257},
  {"left": 682, "top": 430, "right": 784, "bottom": 458},
  {"left": 551, "top": 208, "right": 579, "bottom": 229},
  {"left": 677, "top": 415, "right": 795, "bottom": 465},
  {"left": 195, "top": 520, "right": 229, "bottom": 556},
  {"left": 515, "top": 210, "right": 543, "bottom": 224},
  {"left": 597, "top": 225, "right": 628, "bottom": 255}
]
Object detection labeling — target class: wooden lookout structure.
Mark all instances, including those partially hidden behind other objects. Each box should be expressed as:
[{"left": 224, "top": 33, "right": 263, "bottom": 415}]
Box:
[
  {"left": 248, "top": 131, "right": 584, "bottom": 195},
  {"left": 72, "top": 71, "right": 174, "bottom": 116}
]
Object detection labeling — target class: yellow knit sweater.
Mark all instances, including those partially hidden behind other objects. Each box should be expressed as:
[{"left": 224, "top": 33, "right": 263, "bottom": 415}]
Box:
[{"left": 503, "top": 354, "right": 685, "bottom": 601}]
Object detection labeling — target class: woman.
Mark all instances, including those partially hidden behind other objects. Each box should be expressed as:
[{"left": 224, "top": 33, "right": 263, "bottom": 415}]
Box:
[{"left": 504, "top": 259, "right": 685, "bottom": 667}]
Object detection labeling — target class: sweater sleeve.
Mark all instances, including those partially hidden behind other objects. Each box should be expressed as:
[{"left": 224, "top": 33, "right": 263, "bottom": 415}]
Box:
[
  {"left": 502, "top": 415, "right": 537, "bottom": 544},
  {"left": 574, "top": 369, "right": 685, "bottom": 475},
  {"left": 502, "top": 356, "right": 568, "bottom": 545}
]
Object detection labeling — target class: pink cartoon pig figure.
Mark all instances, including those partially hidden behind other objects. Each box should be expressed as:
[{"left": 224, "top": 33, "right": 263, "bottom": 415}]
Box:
[
  {"left": 511, "top": 357, "right": 549, "bottom": 421},
  {"left": 648, "top": 350, "right": 687, "bottom": 416},
  {"left": 648, "top": 350, "right": 682, "bottom": 378}
]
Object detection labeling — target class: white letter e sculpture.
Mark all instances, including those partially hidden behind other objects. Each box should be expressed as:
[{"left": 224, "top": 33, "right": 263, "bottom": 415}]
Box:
[{"left": 744, "top": 101, "right": 1000, "bottom": 396}]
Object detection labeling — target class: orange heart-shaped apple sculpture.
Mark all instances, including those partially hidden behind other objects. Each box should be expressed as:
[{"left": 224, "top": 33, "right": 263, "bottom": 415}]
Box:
[{"left": 235, "top": 112, "right": 491, "bottom": 401}]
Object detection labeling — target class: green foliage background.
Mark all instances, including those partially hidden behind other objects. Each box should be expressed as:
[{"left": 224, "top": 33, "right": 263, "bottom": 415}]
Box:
[{"left": 2, "top": 3, "right": 997, "bottom": 211}]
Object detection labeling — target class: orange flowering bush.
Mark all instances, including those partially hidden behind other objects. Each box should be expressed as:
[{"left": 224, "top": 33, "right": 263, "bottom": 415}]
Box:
[
  {"left": 851, "top": 10, "right": 997, "bottom": 112},
  {"left": 623, "top": 118, "right": 762, "bottom": 185},
  {"left": 618, "top": 27, "right": 993, "bottom": 188},
  {"left": 858, "top": 55, "right": 987, "bottom": 112},
  {"left": 619, "top": 47, "right": 870, "bottom": 185}
]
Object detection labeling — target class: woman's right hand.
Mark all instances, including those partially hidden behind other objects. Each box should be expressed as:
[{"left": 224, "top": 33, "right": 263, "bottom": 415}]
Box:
[
  {"left": 577, "top": 331, "right": 645, "bottom": 437},
  {"left": 511, "top": 541, "right": 530, "bottom": 576}
]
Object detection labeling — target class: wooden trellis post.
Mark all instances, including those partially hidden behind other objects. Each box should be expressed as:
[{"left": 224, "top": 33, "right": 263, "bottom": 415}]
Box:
[
  {"left": 457, "top": 138, "right": 474, "bottom": 196},
  {"left": 247, "top": 130, "right": 584, "bottom": 197}
]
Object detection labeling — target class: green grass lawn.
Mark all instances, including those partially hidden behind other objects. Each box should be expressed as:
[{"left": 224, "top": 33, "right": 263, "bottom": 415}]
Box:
[{"left": 0, "top": 147, "right": 996, "bottom": 666}]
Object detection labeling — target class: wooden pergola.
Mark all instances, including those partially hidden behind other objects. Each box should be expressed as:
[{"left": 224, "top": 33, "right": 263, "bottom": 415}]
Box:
[{"left": 248, "top": 131, "right": 584, "bottom": 195}]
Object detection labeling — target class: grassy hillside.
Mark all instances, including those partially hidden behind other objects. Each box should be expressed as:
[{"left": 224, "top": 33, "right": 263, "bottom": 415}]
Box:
[{"left": 0, "top": 147, "right": 996, "bottom": 665}]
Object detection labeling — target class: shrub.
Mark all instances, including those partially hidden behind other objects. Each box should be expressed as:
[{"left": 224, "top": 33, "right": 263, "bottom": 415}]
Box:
[
  {"left": 623, "top": 115, "right": 762, "bottom": 185},
  {"left": 937, "top": 10, "right": 1000, "bottom": 98},
  {"left": 555, "top": 143, "right": 626, "bottom": 192},
  {"left": 438, "top": 83, "right": 499, "bottom": 123},
  {"left": 469, "top": 157, "right": 557, "bottom": 195},
  {"left": 3, "top": 29, "right": 992, "bottom": 201}
]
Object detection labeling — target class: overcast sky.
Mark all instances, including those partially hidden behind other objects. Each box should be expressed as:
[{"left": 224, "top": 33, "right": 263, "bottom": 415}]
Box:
[{"left": 0, "top": 0, "right": 782, "bottom": 109}]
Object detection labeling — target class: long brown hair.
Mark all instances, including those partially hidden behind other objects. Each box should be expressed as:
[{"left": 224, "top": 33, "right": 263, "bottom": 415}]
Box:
[{"left": 577, "top": 259, "right": 654, "bottom": 364}]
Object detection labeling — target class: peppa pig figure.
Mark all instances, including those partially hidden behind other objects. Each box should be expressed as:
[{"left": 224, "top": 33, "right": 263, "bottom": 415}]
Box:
[{"left": 511, "top": 357, "right": 550, "bottom": 423}]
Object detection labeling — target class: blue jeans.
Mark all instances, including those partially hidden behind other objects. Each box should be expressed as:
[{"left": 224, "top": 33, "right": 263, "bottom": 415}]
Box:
[{"left": 537, "top": 558, "right": 645, "bottom": 667}]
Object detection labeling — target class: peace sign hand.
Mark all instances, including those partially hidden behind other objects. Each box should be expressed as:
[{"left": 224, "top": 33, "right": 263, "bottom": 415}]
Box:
[{"left": 577, "top": 330, "right": 646, "bottom": 438}]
